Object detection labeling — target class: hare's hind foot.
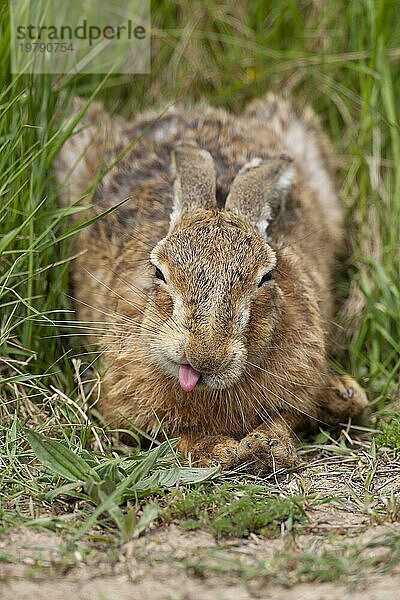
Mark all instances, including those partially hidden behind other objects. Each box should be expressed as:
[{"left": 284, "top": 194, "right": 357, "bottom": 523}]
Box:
[
  {"left": 321, "top": 375, "right": 368, "bottom": 425},
  {"left": 179, "top": 422, "right": 298, "bottom": 475}
]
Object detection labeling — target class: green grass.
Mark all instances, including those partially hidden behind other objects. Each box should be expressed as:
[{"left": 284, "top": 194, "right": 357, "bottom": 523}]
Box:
[
  {"left": 376, "top": 417, "right": 400, "bottom": 450},
  {"left": 0, "top": 0, "right": 399, "bottom": 572},
  {"left": 162, "top": 483, "right": 312, "bottom": 538},
  {"left": 164, "top": 533, "right": 400, "bottom": 588}
]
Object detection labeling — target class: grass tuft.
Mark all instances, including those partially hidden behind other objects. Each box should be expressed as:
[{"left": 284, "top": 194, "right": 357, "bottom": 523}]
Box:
[{"left": 163, "top": 483, "right": 310, "bottom": 538}]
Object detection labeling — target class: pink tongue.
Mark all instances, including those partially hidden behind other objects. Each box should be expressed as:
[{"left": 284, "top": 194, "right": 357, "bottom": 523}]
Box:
[{"left": 178, "top": 363, "right": 201, "bottom": 392}]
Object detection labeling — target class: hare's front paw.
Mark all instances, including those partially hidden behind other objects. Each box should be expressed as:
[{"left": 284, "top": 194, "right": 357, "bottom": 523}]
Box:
[
  {"left": 180, "top": 430, "right": 298, "bottom": 473},
  {"left": 235, "top": 430, "right": 298, "bottom": 474},
  {"left": 180, "top": 434, "right": 240, "bottom": 469},
  {"left": 208, "top": 439, "right": 240, "bottom": 469},
  {"left": 324, "top": 375, "right": 368, "bottom": 424}
]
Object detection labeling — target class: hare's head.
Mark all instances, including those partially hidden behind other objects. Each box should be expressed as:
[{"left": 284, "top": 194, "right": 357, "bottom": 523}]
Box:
[{"left": 144, "top": 142, "right": 295, "bottom": 391}]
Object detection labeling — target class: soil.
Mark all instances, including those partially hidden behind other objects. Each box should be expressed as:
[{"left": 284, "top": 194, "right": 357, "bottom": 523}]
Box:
[
  {"left": 1, "top": 520, "right": 400, "bottom": 600},
  {"left": 1, "top": 453, "right": 399, "bottom": 600}
]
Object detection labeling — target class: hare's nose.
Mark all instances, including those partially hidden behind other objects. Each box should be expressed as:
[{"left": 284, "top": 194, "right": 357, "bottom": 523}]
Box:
[{"left": 185, "top": 348, "right": 232, "bottom": 375}]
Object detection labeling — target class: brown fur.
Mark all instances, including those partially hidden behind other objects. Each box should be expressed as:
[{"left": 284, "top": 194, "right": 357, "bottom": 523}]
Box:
[{"left": 55, "top": 93, "right": 367, "bottom": 473}]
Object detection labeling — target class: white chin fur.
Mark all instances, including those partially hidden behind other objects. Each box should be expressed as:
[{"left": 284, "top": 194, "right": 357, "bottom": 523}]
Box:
[{"left": 202, "top": 370, "right": 242, "bottom": 390}]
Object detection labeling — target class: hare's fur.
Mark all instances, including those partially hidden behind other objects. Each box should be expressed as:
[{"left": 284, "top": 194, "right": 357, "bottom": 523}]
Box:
[{"left": 55, "top": 94, "right": 367, "bottom": 472}]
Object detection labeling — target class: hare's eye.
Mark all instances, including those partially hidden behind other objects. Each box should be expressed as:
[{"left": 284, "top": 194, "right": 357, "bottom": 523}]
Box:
[
  {"left": 155, "top": 267, "right": 167, "bottom": 283},
  {"left": 258, "top": 270, "right": 274, "bottom": 287}
]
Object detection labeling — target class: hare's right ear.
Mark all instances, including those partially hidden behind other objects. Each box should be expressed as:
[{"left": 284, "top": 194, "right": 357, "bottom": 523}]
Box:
[
  {"left": 169, "top": 142, "right": 217, "bottom": 231},
  {"left": 225, "top": 155, "right": 295, "bottom": 239}
]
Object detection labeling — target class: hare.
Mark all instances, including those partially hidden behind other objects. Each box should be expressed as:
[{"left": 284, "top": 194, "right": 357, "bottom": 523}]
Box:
[{"left": 55, "top": 93, "right": 367, "bottom": 473}]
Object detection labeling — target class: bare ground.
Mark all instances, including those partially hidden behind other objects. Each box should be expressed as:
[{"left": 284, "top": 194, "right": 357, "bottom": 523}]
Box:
[
  {"left": 2, "top": 522, "right": 400, "bottom": 600},
  {"left": 1, "top": 451, "right": 399, "bottom": 600}
]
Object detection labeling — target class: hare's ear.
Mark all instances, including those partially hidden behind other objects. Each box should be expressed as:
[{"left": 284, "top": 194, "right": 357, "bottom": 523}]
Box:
[
  {"left": 225, "top": 155, "right": 295, "bottom": 239},
  {"left": 170, "top": 142, "right": 217, "bottom": 230}
]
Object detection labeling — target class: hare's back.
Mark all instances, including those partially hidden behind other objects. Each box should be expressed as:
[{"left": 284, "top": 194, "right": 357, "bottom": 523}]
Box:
[
  {"left": 94, "top": 100, "right": 340, "bottom": 249},
  {"left": 95, "top": 105, "right": 282, "bottom": 233}
]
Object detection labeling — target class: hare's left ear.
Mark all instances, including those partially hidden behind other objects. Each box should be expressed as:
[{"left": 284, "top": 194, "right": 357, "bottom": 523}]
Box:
[
  {"left": 170, "top": 142, "right": 217, "bottom": 231},
  {"left": 225, "top": 155, "right": 295, "bottom": 239}
]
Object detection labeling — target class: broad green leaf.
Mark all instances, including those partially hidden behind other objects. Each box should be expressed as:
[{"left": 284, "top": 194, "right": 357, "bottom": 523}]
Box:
[
  {"left": 26, "top": 429, "right": 100, "bottom": 483},
  {"left": 85, "top": 476, "right": 117, "bottom": 503},
  {"left": 45, "top": 481, "right": 87, "bottom": 502},
  {"left": 123, "top": 508, "right": 138, "bottom": 540},
  {"left": 131, "top": 503, "right": 159, "bottom": 538},
  {"left": 134, "top": 465, "right": 220, "bottom": 492},
  {"left": 123, "top": 439, "right": 178, "bottom": 480},
  {"left": 72, "top": 440, "right": 176, "bottom": 540},
  {"left": 96, "top": 486, "right": 127, "bottom": 538},
  {"left": 95, "top": 460, "right": 124, "bottom": 484}
]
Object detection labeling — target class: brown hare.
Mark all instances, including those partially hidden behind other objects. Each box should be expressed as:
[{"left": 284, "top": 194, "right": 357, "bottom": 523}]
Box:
[{"left": 55, "top": 93, "right": 367, "bottom": 473}]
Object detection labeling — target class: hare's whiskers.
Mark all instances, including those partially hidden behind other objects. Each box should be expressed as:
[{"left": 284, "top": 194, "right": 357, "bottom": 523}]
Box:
[
  {"left": 247, "top": 363, "right": 323, "bottom": 416},
  {"left": 85, "top": 270, "right": 163, "bottom": 329},
  {"left": 236, "top": 382, "right": 273, "bottom": 427},
  {"left": 99, "top": 347, "right": 163, "bottom": 378},
  {"left": 246, "top": 359, "right": 324, "bottom": 389},
  {"left": 85, "top": 268, "right": 183, "bottom": 336},
  {"left": 108, "top": 267, "right": 184, "bottom": 333},
  {"left": 71, "top": 321, "right": 160, "bottom": 338},
  {"left": 250, "top": 376, "right": 327, "bottom": 426},
  {"left": 233, "top": 389, "right": 246, "bottom": 433},
  {"left": 237, "top": 380, "right": 300, "bottom": 442},
  {"left": 67, "top": 294, "right": 163, "bottom": 336},
  {"left": 275, "top": 224, "right": 326, "bottom": 253}
]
